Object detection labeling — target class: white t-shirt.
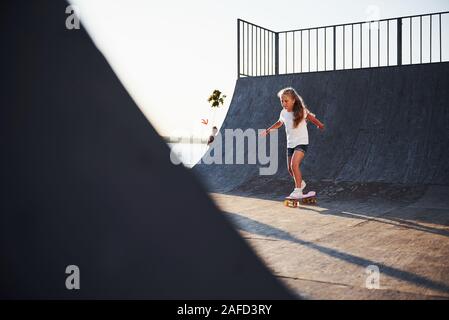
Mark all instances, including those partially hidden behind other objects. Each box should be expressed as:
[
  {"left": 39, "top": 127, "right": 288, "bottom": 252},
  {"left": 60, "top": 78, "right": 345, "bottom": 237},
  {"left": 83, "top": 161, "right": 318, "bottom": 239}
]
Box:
[{"left": 278, "top": 108, "right": 309, "bottom": 148}]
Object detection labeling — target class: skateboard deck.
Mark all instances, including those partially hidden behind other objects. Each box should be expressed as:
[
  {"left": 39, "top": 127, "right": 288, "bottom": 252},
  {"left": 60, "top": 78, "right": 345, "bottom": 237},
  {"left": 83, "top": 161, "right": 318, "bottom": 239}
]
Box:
[{"left": 284, "top": 191, "right": 317, "bottom": 207}]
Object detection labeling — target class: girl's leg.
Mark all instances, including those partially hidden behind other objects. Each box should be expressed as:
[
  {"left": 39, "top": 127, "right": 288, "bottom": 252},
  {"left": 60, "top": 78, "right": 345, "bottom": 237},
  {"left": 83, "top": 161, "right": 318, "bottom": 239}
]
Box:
[
  {"left": 290, "top": 150, "right": 305, "bottom": 188},
  {"left": 287, "top": 156, "right": 293, "bottom": 177}
]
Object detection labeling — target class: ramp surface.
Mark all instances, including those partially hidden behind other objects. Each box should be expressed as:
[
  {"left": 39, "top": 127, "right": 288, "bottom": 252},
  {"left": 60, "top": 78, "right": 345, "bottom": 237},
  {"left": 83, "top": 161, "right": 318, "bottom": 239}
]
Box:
[
  {"left": 194, "top": 63, "right": 449, "bottom": 192},
  {"left": 0, "top": 0, "right": 293, "bottom": 299}
]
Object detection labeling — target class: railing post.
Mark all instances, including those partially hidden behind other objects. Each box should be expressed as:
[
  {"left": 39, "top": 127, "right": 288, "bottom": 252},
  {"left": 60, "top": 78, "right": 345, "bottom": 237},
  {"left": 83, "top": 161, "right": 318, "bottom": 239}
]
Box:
[
  {"left": 237, "top": 19, "right": 240, "bottom": 78},
  {"left": 397, "top": 18, "right": 402, "bottom": 66},
  {"left": 275, "top": 32, "right": 279, "bottom": 75},
  {"left": 333, "top": 26, "right": 336, "bottom": 70}
]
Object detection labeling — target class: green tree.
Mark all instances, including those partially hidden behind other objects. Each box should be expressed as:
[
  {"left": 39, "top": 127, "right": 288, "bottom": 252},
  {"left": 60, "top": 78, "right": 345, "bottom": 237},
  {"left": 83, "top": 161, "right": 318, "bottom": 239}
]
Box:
[
  {"left": 207, "top": 89, "right": 226, "bottom": 128},
  {"left": 207, "top": 89, "right": 226, "bottom": 108}
]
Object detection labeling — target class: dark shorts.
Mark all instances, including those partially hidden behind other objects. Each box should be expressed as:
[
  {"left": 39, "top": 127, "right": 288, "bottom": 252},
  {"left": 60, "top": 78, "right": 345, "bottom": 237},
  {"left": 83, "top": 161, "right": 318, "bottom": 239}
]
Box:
[{"left": 287, "top": 144, "right": 308, "bottom": 158}]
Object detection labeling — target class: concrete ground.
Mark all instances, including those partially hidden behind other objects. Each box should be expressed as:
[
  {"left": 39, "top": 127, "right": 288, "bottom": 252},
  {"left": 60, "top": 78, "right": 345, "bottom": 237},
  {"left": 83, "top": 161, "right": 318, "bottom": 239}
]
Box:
[{"left": 210, "top": 185, "right": 449, "bottom": 299}]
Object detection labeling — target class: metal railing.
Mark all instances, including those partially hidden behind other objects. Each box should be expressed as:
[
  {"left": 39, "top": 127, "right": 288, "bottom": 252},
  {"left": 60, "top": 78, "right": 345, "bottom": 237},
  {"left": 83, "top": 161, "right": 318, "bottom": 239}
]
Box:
[{"left": 237, "top": 11, "right": 449, "bottom": 78}]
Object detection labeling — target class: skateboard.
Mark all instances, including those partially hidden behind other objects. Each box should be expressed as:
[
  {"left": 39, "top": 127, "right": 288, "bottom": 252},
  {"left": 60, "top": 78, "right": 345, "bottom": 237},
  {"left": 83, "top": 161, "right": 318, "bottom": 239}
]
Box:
[{"left": 284, "top": 191, "right": 317, "bottom": 207}]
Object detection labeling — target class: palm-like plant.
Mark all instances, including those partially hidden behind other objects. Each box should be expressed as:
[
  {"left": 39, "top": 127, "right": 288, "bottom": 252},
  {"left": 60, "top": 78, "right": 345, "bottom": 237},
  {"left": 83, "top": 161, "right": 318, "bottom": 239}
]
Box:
[
  {"left": 207, "top": 89, "right": 226, "bottom": 129},
  {"left": 207, "top": 89, "right": 226, "bottom": 108}
]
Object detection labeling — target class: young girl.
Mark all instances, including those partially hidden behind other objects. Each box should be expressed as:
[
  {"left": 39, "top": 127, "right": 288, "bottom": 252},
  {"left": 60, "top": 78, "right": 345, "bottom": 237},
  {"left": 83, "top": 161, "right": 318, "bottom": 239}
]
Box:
[{"left": 261, "top": 87, "right": 325, "bottom": 199}]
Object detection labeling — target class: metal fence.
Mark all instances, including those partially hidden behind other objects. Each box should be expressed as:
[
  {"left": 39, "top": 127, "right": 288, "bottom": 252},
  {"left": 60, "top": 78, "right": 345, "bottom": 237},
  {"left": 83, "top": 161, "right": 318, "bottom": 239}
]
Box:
[{"left": 237, "top": 11, "right": 449, "bottom": 78}]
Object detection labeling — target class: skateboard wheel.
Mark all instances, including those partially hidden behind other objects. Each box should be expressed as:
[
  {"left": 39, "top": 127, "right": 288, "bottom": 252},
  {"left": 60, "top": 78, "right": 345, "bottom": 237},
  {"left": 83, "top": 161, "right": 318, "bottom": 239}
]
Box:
[{"left": 285, "top": 199, "right": 298, "bottom": 208}]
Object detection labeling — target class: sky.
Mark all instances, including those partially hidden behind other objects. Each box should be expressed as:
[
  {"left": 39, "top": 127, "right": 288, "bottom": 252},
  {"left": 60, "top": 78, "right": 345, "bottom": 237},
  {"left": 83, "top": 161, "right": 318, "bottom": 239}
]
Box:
[{"left": 69, "top": 0, "right": 449, "bottom": 138}]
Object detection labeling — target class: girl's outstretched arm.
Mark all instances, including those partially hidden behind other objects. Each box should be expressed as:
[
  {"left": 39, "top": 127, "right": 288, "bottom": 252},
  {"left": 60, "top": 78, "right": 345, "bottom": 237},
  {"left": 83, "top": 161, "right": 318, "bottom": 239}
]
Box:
[
  {"left": 306, "top": 113, "right": 325, "bottom": 130},
  {"left": 260, "top": 120, "right": 283, "bottom": 136}
]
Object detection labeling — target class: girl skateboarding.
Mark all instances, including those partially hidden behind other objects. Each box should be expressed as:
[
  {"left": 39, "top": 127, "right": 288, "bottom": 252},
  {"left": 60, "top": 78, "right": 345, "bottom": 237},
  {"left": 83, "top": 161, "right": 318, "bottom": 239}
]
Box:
[{"left": 261, "top": 87, "right": 324, "bottom": 199}]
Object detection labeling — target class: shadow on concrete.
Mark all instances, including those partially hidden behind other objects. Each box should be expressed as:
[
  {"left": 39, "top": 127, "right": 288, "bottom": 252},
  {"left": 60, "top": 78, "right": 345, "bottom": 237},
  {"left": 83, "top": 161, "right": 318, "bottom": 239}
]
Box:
[
  {"left": 224, "top": 211, "right": 449, "bottom": 296},
  {"left": 213, "top": 179, "right": 449, "bottom": 239},
  {"left": 326, "top": 209, "right": 449, "bottom": 239},
  {"left": 221, "top": 191, "right": 449, "bottom": 238}
]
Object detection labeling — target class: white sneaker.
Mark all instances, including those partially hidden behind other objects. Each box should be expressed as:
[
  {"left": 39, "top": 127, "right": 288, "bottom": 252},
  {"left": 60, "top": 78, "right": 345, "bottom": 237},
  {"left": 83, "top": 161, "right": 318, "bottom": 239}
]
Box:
[
  {"left": 301, "top": 180, "right": 306, "bottom": 190},
  {"left": 287, "top": 188, "right": 304, "bottom": 199}
]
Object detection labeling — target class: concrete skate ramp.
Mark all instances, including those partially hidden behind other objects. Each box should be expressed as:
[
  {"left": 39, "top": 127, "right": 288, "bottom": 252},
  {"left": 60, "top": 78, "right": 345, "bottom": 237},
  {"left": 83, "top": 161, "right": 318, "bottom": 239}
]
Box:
[
  {"left": 194, "top": 63, "right": 449, "bottom": 192},
  {"left": 0, "top": 1, "right": 293, "bottom": 299}
]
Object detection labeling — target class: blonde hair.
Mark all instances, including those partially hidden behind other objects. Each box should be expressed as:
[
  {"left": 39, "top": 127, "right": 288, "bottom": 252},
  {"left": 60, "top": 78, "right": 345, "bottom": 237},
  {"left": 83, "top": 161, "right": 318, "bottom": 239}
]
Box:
[{"left": 277, "top": 87, "right": 307, "bottom": 128}]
